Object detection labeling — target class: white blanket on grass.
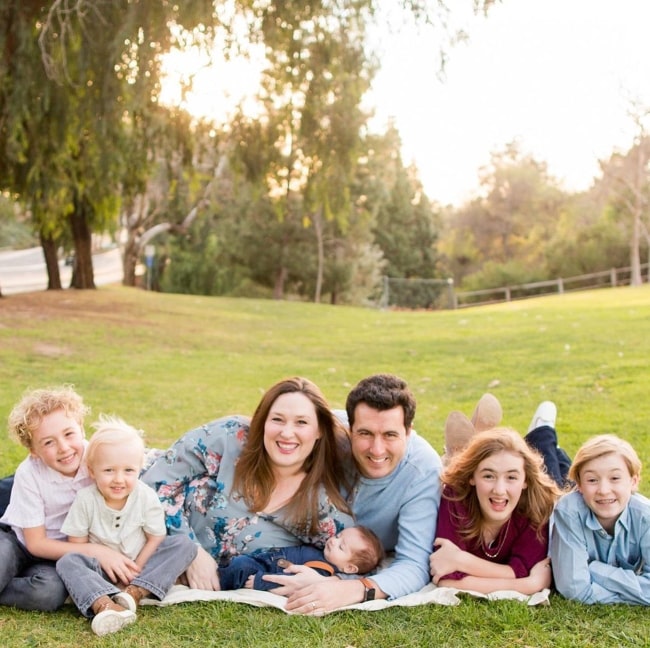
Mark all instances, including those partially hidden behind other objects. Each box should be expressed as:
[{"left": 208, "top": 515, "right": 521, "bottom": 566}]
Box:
[{"left": 140, "top": 583, "right": 550, "bottom": 613}]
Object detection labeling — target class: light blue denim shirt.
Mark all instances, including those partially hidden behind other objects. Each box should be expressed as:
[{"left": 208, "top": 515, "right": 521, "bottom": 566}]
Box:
[{"left": 550, "top": 490, "right": 650, "bottom": 605}]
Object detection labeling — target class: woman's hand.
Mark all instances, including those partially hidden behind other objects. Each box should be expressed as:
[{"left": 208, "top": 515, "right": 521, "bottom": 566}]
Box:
[
  {"left": 429, "top": 538, "right": 465, "bottom": 584},
  {"left": 184, "top": 545, "right": 221, "bottom": 591}
]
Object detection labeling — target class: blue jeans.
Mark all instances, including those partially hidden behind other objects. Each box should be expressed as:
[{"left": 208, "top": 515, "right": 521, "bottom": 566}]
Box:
[
  {"left": 56, "top": 535, "right": 197, "bottom": 617},
  {"left": 0, "top": 524, "right": 68, "bottom": 611},
  {"left": 0, "top": 476, "right": 13, "bottom": 518},
  {"left": 219, "top": 545, "right": 330, "bottom": 591},
  {"left": 524, "top": 425, "right": 572, "bottom": 487}
]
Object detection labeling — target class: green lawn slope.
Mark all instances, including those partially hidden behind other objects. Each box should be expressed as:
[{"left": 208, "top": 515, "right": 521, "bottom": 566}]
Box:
[{"left": 1, "top": 285, "right": 649, "bottom": 647}]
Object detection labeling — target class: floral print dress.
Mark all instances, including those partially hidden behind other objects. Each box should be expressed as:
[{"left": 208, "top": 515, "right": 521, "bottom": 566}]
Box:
[{"left": 141, "top": 415, "right": 353, "bottom": 563}]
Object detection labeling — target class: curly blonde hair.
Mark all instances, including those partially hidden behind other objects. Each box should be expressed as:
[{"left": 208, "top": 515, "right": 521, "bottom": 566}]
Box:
[{"left": 8, "top": 385, "right": 89, "bottom": 448}]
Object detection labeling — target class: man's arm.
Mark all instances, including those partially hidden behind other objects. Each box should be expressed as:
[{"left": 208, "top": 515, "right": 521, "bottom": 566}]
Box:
[
  {"left": 263, "top": 566, "right": 368, "bottom": 613},
  {"left": 370, "top": 466, "right": 442, "bottom": 599}
]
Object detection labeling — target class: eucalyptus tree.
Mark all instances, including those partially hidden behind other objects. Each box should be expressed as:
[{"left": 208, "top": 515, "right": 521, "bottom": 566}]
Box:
[
  {"left": 226, "top": 0, "right": 496, "bottom": 302},
  {"left": 442, "top": 142, "right": 568, "bottom": 288},
  {"left": 597, "top": 124, "right": 650, "bottom": 286},
  {"left": 1, "top": 0, "right": 496, "bottom": 295},
  {"left": 0, "top": 0, "right": 216, "bottom": 289},
  {"left": 229, "top": 2, "right": 373, "bottom": 302}
]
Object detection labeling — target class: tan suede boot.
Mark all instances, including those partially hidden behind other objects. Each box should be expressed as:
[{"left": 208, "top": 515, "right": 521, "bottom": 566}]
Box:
[
  {"left": 471, "top": 393, "right": 503, "bottom": 432},
  {"left": 442, "top": 411, "right": 475, "bottom": 464},
  {"left": 114, "top": 584, "right": 150, "bottom": 609}
]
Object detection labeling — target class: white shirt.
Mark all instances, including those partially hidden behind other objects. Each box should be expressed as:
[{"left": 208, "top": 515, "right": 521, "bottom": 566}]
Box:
[
  {"left": 61, "top": 481, "right": 166, "bottom": 560},
  {"left": 0, "top": 442, "right": 93, "bottom": 546}
]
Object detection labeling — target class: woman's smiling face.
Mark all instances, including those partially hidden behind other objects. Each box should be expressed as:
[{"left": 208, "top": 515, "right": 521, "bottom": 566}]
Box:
[{"left": 263, "top": 392, "right": 321, "bottom": 475}]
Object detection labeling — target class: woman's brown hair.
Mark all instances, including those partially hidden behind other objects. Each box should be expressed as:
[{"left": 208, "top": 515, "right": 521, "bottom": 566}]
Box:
[
  {"left": 442, "top": 427, "right": 562, "bottom": 542},
  {"left": 232, "top": 377, "right": 351, "bottom": 535}
]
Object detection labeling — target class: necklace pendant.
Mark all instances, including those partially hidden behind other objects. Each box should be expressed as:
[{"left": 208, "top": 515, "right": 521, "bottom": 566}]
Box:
[{"left": 480, "top": 518, "right": 511, "bottom": 559}]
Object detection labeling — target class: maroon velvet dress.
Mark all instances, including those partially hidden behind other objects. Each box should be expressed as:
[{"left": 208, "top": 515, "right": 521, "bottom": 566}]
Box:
[{"left": 435, "top": 487, "right": 548, "bottom": 580}]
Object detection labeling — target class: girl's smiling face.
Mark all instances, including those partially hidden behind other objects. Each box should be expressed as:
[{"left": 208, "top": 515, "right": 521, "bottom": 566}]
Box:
[{"left": 470, "top": 450, "right": 527, "bottom": 527}]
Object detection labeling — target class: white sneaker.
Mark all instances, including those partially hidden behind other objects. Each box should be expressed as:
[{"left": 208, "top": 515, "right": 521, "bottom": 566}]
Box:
[
  {"left": 112, "top": 591, "right": 137, "bottom": 613},
  {"left": 528, "top": 401, "right": 557, "bottom": 432},
  {"left": 91, "top": 608, "right": 136, "bottom": 637}
]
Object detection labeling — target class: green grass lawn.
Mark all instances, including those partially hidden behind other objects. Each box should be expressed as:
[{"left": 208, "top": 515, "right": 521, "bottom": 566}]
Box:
[{"left": 1, "top": 285, "right": 649, "bottom": 647}]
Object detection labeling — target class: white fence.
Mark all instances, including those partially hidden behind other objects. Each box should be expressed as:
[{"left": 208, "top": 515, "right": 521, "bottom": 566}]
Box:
[{"left": 453, "top": 263, "right": 650, "bottom": 309}]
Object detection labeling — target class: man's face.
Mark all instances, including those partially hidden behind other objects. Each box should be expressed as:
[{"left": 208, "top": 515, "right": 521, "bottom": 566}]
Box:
[{"left": 350, "top": 403, "right": 410, "bottom": 479}]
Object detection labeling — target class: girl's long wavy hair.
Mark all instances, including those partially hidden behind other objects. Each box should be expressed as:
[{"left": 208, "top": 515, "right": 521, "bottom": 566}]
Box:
[
  {"left": 442, "top": 427, "right": 562, "bottom": 542},
  {"left": 232, "top": 377, "right": 351, "bottom": 535}
]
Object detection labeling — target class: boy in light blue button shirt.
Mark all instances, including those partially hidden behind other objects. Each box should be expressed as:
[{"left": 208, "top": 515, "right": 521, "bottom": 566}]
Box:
[{"left": 551, "top": 434, "right": 650, "bottom": 605}]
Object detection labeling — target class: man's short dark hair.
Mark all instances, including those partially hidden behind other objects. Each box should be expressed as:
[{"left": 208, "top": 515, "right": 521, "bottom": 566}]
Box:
[{"left": 345, "top": 374, "right": 416, "bottom": 430}]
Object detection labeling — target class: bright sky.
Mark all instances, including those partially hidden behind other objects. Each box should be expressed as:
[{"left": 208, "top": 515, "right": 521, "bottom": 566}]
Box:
[
  {"left": 161, "top": 0, "right": 650, "bottom": 207},
  {"left": 373, "top": 0, "right": 650, "bottom": 205}
]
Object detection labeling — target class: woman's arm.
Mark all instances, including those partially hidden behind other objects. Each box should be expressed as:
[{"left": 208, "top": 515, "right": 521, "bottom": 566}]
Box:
[{"left": 140, "top": 416, "right": 248, "bottom": 541}]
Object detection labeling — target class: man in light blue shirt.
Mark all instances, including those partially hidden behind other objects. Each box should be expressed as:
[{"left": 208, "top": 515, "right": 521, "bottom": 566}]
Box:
[{"left": 551, "top": 434, "right": 650, "bottom": 605}]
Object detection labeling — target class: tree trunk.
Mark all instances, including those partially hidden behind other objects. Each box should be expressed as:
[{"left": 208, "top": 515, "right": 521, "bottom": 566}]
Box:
[
  {"left": 313, "top": 207, "right": 324, "bottom": 303},
  {"left": 123, "top": 235, "right": 139, "bottom": 287},
  {"left": 631, "top": 212, "right": 642, "bottom": 286},
  {"left": 273, "top": 266, "right": 287, "bottom": 299},
  {"left": 40, "top": 231, "right": 62, "bottom": 290},
  {"left": 69, "top": 196, "right": 96, "bottom": 289}
]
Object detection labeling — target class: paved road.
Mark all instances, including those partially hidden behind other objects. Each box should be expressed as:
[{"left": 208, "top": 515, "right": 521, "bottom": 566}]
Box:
[{"left": 0, "top": 246, "right": 124, "bottom": 295}]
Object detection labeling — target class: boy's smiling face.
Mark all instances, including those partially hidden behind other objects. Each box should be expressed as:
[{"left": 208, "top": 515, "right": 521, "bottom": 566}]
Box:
[
  {"left": 577, "top": 452, "right": 639, "bottom": 533},
  {"left": 30, "top": 409, "right": 85, "bottom": 477}
]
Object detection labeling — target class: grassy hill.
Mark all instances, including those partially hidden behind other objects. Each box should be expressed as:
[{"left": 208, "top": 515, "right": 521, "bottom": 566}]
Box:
[{"left": 1, "top": 284, "right": 649, "bottom": 646}]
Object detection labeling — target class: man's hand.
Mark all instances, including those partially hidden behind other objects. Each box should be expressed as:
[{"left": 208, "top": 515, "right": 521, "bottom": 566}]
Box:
[
  {"left": 263, "top": 565, "right": 366, "bottom": 615},
  {"left": 184, "top": 545, "right": 221, "bottom": 591},
  {"left": 262, "top": 564, "right": 326, "bottom": 596}
]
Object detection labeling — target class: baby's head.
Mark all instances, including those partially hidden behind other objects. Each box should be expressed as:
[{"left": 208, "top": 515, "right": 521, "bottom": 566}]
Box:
[
  {"left": 8, "top": 385, "right": 89, "bottom": 449},
  {"left": 570, "top": 434, "right": 641, "bottom": 532},
  {"left": 323, "top": 525, "right": 384, "bottom": 575}
]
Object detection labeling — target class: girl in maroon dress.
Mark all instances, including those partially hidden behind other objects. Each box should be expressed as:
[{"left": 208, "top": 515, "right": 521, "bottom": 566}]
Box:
[{"left": 429, "top": 427, "right": 562, "bottom": 595}]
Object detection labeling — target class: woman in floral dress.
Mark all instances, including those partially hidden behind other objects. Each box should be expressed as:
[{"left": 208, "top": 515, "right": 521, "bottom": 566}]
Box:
[{"left": 141, "top": 377, "right": 354, "bottom": 590}]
